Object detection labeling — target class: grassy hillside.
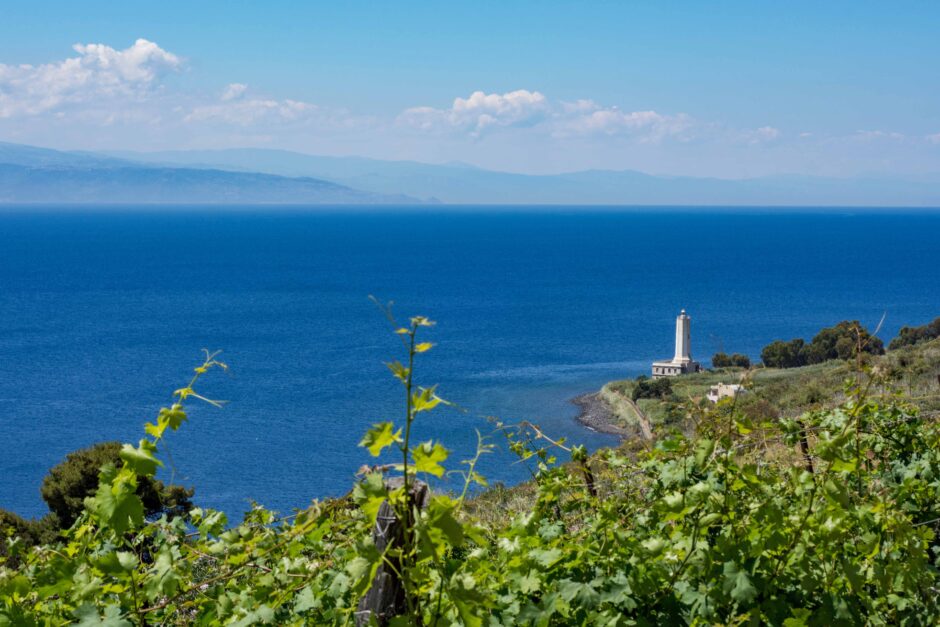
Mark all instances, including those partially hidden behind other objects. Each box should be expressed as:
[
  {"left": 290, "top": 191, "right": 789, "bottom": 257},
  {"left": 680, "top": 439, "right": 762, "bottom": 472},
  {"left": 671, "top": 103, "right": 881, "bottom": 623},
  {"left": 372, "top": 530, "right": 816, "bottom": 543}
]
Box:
[
  {"left": 598, "top": 337, "right": 940, "bottom": 434},
  {"left": 471, "top": 338, "right": 940, "bottom": 527}
]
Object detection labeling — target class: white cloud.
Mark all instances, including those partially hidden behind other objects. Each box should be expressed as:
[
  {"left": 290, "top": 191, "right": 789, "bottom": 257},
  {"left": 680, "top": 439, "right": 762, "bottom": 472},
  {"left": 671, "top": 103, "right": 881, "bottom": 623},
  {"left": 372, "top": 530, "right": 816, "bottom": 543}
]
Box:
[
  {"left": 853, "top": 130, "right": 905, "bottom": 141},
  {"left": 553, "top": 99, "right": 692, "bottom": 140},
  {"left": 453, "top": 89, "right": 549, "bottom": 128},
  {"left": 399, "top": 90, "right": 692, "bottom": 141},
  {"left": 399, "top": 89, "right": 549, "bottom": 136},
  {"left": 926, "top": 132, "right": 940, "bottom": 145},
  {"left": 179, "top": 79, "right": 386, "bottom": 131},
  {"left": 0, "top": 38, "right": 375, "bottom": 148},
  {"left": 183, "top": 85, "right": 374, "bottom": 135},
  {"left": 0, "top": 38, "right": 181, "bottom": 118},
  {"left": 221, "top": 83, "right": 248, "bottom": 101},
  {"left": 187, "top": 96, "right": 315, "bottom": 126},
  {"left": 743, "top": 126, "right": 781, "bottom": 143}
]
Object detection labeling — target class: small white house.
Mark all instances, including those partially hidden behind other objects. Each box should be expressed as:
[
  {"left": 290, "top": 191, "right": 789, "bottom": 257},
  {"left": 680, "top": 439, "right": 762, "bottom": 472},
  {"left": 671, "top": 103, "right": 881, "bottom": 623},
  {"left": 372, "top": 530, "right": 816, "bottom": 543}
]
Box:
[{"left": 706, "top": 383, "right": 745, "bottom": 403}]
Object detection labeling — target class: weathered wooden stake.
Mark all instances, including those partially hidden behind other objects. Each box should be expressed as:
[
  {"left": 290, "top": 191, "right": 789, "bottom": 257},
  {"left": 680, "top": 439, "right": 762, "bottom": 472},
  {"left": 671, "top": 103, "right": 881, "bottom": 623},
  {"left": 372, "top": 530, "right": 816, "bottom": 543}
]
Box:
[
  {"left": 795, "top": 418, "right": 814, "bottom": 475},
  {"left": 579, "top": 459, "right": 598, "bottom": 499},
  {"left": 355, "top": 476, "right": 430, "bottom": 627}
]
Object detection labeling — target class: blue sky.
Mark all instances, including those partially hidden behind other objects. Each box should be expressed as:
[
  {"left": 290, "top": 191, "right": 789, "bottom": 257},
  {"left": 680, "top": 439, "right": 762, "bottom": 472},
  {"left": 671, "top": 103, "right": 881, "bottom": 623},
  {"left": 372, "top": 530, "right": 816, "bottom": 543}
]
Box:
[{"left": 1, "top": 1, "right": 938, "bottom": 177}]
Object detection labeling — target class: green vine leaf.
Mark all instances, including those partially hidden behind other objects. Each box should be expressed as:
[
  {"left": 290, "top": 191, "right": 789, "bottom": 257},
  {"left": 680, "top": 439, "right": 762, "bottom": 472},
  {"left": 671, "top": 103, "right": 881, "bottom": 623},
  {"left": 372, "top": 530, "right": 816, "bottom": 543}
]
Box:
[
  {"left": 359, "top": 422, "right": 402, "bottom": 457},
  {"left": 118, "top": 439, "right": 161, "bottom": 477},
  {"left": 352, "top": 471, "right": 388, "bottom": 524},
  {"left": 73, "top": 604, "right": 132, "bottom": 627},
  {"left": 94, "top": 551, "right": 138, "bottom": 576},
  {"left": 723, "top": 561, "right": 758, "bottom": 605},
  {"left": 385, "top": 361, "right": 409, "bottom": 383},
  {"left": 412, "top": 441, "right": 449, "bottom": 477},
  {"left": 86, "top": 469, "right": 144, "bottom": 536},
  {"left": 412, "top": 386, "right": 445, "bottom": 413}
]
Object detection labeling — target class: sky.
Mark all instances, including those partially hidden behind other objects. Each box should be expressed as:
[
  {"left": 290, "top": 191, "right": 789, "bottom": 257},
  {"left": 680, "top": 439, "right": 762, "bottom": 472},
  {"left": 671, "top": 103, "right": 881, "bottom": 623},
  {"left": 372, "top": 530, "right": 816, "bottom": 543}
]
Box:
[{"left": 1, "top": 1, "right": 939, "bottom": 178}]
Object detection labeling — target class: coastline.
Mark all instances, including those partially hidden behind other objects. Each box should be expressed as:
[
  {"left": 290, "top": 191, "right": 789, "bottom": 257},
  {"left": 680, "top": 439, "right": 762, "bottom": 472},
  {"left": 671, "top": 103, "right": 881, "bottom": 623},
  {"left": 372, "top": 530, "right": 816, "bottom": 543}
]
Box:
[{"left": 571, "top": 392, "right": 637, "bottom": 439}]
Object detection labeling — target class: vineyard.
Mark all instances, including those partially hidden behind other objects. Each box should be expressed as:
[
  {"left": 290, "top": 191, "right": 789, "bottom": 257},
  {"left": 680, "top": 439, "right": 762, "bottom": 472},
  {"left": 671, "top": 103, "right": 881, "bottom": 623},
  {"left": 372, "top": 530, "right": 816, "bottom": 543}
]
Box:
[{"left": 2, "top": 313, "right": 939, "bottom": 626}]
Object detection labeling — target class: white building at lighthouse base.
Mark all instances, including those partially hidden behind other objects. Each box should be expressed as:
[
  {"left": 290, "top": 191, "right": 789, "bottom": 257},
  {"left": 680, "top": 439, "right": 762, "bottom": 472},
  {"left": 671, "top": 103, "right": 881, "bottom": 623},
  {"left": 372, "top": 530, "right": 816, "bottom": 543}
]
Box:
[
  {"left": 651, "top": 358, "right": 700, "bottom": 377},
  {"left": 652, "top": 309, "right": 702, "bottom": 378}
]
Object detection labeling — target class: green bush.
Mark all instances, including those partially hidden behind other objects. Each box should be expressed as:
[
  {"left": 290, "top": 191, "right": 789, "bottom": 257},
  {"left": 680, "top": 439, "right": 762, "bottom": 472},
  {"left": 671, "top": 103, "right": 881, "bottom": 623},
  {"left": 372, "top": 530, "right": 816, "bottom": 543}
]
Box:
[
  {"left": 762, "top": 321, "right": 884, "bottom": 369},
  {"left": 711, "top": 352, "right": 732, "bottom": 368},
  {"left": 713, "top": 352, "right": 751, "bottom": 369},
  {"left": 805, "top": 320, "right": 884, "bottom": 362},
  {"left": 761, "top": 338, "right": 807, "bottom": 368},
  {"left": 2, "top": 441, "right": 194, "bottom": 567},
  {"left": 890, "top": 316, "right": 940, "bottom": 350},
  {"left": 631, "top": 375, "right": 673, "bottom": 401},
  {"left": 0, "top": 510, "right": 56, "bottom": 569},
  {"left": 40, "top": 441, "right": 194, "bottom": 529}
]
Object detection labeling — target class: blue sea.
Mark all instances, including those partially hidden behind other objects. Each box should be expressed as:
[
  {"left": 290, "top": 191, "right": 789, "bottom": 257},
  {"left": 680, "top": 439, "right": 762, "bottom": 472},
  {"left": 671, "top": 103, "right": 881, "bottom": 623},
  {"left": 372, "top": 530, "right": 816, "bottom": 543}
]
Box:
[{"left": 2, "top": 207, "right": 939, "bottom": 520}]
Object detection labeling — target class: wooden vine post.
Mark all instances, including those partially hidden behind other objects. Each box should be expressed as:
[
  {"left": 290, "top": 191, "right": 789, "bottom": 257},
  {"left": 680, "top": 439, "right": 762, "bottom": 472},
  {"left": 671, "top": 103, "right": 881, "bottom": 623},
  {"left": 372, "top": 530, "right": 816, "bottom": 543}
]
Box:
[
  {"left": 794, "top": 417, "right": 814, "bottom": 475},
  {"left": 355, "top": 476, "right": 431, "bottom": 627}
]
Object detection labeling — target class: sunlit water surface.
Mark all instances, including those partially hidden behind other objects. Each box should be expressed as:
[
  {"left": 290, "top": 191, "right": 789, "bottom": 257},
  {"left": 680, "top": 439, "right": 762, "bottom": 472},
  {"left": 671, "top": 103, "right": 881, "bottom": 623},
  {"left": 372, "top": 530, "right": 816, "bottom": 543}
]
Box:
[{"left": 1, "top": 207, "right": 938, "bottom": 518}]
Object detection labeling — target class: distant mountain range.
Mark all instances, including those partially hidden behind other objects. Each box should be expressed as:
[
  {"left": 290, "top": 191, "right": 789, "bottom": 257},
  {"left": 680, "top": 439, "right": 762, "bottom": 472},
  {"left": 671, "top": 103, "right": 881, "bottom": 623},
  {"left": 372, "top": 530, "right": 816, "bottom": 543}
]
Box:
[
  {"left": 2, "top": 141, "right": 939, "bottom": 206},
  {"left": 0, "top": 143, "right": 416, "bottom": 205}
]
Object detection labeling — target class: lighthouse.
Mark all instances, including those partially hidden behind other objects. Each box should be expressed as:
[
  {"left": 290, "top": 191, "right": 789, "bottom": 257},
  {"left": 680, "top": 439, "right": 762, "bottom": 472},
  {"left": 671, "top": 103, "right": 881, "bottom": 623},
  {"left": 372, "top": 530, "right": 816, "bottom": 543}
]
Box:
[
  {"left": 674, "top": 309, "right": 692, "bottom": 363},
  {"left": 652, "top": 309, "right": 702, "bottom": 377}
]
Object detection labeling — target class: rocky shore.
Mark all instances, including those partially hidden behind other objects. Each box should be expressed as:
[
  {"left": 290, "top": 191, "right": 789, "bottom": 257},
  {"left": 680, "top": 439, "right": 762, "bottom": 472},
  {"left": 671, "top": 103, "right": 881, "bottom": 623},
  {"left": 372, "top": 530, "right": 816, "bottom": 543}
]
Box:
[{"left": 571, "top": 392, "right": 637, "bottom": 439}]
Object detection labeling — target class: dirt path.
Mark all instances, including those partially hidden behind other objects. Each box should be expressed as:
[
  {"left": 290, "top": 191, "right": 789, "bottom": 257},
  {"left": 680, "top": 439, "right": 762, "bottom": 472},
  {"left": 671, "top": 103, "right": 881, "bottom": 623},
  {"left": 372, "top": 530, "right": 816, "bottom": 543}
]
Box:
[{"left": 623, "top": 396, "right": 654, "bottom": 441}]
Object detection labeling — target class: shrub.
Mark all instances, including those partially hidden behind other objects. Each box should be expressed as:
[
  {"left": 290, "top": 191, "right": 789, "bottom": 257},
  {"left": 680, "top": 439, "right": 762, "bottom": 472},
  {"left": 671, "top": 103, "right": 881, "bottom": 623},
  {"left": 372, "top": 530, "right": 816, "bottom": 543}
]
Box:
[
  {"left": 805, "top": 320, "right": 884, "bottom": 362},
  {"left": 40, "top": 441, "right": 194, "bottom": 529},
  {"left": 0, "top": 510, "right": 34, "bottom": 568},
  {"left": 711, "top": 352, "right": 732, "bottom": 368},
  {"left": 0, "top": 511, "right": 57, "bottom": 568},
  {"left": 890, "top": 316, "right": 940, "bottom": 350},
  {"left": 632, "top": 376, "right": 673, "bottom": 401},
  {"left": 761, "top": 338, "right": 807, "bottom": 368},
  {"left": 801, "top": 383, "right": 826, "bottom": 406},
  {"left": 762, "top": 321, "right": 884, "bottom": 369},
  {"left": 713, "top": 352, "right": 751, "bottom": 369},
  {"left": 738, "top": 396, "right": 779, "bottom": 422}
]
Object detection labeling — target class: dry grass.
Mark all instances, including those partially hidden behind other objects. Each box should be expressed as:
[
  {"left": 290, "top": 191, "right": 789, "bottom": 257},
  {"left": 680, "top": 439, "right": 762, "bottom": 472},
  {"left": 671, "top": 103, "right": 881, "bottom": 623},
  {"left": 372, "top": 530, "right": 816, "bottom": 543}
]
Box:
[{"left": 461, "top": 479, "right": 538, "bottom": 526}]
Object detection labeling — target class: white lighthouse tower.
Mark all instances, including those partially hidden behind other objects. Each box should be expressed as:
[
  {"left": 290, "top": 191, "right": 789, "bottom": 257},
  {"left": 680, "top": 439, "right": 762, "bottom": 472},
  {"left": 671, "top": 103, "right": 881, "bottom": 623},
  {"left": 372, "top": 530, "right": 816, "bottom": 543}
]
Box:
[
  {"left": 673, "top": 309, "right": 692, "bottom": 363},
  {"left": 652, "top": 309, "right": 701, "bottom": 377}
]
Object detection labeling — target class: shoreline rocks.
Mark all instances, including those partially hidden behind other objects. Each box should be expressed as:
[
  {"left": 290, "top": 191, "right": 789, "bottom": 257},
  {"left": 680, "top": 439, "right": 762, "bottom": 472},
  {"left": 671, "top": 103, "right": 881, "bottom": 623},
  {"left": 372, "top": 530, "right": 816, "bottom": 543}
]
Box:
[{"left": 571, "top": 392, "right": 637, "bottom": 439}]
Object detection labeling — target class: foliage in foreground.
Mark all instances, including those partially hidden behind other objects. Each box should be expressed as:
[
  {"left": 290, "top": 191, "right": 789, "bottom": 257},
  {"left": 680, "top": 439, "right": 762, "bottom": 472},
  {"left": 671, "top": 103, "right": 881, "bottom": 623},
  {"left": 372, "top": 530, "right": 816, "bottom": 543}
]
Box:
[
  {"left": 1, "top": 442, "right": 195, "bottom": 570},
  {"left": 40, "top": 441, "right": 194, "bottom": 531},
  {"left": 2, "top": 317, "right": 940, "bottom": 626}
]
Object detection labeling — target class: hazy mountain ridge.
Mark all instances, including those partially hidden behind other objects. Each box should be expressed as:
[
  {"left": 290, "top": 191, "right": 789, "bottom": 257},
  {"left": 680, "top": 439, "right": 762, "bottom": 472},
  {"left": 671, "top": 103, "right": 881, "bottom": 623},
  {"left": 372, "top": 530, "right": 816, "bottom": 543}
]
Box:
[
  {"left": 2, "top": 142, "right": 940, "bottom": 205},
  {"left": 0, "top": 143, "right": 418, "bottom": 204},
  {"left": 106, "top": 147, "right": 940, "bottom": 206}
]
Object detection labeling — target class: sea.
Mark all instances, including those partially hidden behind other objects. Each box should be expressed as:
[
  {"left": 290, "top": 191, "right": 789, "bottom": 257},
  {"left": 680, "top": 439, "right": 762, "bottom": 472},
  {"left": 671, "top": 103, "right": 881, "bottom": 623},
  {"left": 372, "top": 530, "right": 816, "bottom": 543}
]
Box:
[{"left": 1, "top": 207, "right": 939, "bottom": 520}]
